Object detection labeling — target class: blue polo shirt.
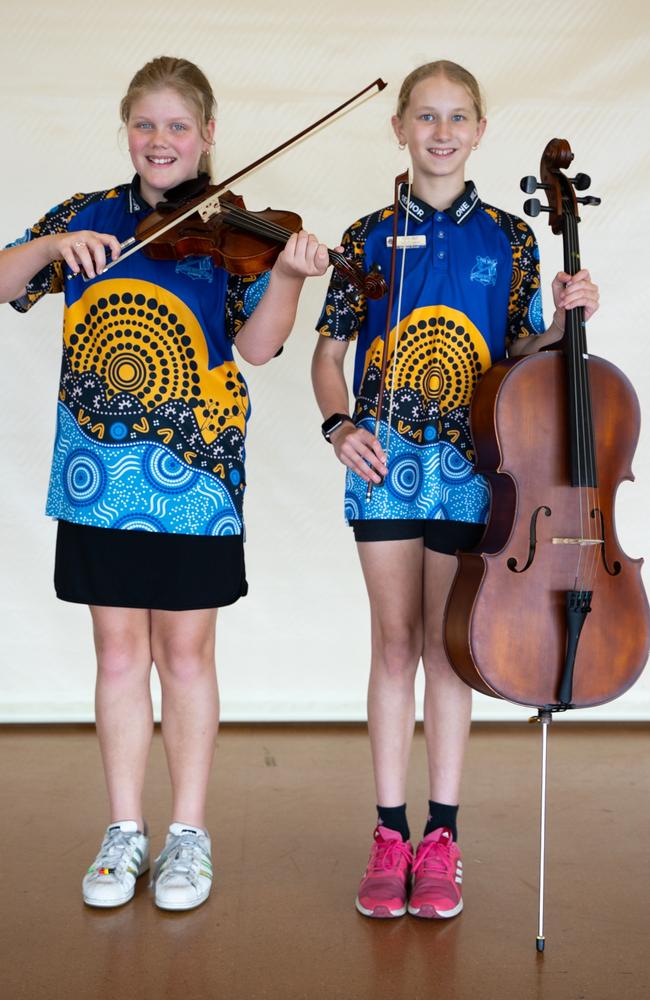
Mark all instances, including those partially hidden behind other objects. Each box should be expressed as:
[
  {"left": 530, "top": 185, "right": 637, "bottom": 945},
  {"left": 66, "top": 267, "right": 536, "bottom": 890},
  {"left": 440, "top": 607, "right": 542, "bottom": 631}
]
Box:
[
  {"left": 7, "top": 178, "right": 269, "bottom": 535},
  {"left": 317, "top": 182, "right": 544, "bottom": 525}
]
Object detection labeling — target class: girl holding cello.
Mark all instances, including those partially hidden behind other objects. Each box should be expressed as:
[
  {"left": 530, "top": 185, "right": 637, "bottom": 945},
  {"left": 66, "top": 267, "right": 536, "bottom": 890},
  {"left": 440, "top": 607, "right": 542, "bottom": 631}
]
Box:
[
  {"left": 0, "top": 55, "right": 330, "bottom": 911},
  {"left": 312, "top": 60, "right": 600, "bottom": 919}
]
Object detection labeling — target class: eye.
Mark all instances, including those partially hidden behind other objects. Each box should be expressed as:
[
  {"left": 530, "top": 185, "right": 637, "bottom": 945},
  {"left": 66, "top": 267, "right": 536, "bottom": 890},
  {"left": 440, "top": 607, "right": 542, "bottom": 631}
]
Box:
[
  {"left": 171, "top": 122, "right": 189, "bottom": 132},
  {"left": 133, "top": 121, "right": 153, "bottom": 130},
  {"left": 418, "top": 113, "right": 435, "bottom": 122},
  {"left": 452, "top": 114, "right": 468, "bottom": 122}
]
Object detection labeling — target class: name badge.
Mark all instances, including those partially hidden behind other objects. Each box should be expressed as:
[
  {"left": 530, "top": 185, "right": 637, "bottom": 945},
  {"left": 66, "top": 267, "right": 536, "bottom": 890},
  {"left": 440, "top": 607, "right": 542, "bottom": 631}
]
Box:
[{"left": 386, "top": 235, "right": 427, "bottom": 249}]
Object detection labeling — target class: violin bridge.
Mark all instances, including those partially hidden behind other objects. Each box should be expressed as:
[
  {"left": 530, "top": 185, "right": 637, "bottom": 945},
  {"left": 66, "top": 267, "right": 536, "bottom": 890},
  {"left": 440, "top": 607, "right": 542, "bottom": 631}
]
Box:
[
  {"left": 552, "top": 537, "right": 603, "bottom": 546},
  {"left": 198, "top": 196, "right": 222, "bottom": 222}
]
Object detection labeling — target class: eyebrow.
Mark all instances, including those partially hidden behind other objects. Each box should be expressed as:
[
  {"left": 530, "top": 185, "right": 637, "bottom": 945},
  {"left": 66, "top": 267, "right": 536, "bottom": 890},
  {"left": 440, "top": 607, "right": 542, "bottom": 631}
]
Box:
[
  {"left": 414, "top": 105, "right": 472, "bottom": 113},
  {"left": 131, "top": 114, "right": 195, "bottom": 122}
]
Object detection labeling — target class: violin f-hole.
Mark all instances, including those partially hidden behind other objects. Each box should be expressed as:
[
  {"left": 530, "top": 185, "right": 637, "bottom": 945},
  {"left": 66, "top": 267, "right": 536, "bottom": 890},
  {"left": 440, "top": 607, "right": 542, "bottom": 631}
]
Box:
[{"left": 506, "top": 505, "right": 552, "bottom": 573}]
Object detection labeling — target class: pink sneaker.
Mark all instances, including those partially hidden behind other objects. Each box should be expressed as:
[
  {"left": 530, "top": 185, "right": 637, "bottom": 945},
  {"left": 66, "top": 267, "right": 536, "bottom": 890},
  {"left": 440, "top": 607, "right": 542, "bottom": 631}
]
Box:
[
  {"left": 408, "top": 827, "right": 463, "bottom": 919},
  {"left": 355, "top": 826, "right": 413, "bottom": 918}
]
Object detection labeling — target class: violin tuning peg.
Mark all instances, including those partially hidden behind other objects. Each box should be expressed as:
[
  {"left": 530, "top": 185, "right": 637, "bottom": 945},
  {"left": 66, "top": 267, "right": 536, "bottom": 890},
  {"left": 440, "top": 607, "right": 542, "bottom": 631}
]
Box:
[
  {"left": 571, "top": 172, "right": 591, "bottom": 191},
  {"left": 576, "top": 195, "right": 601, "bottom": 207},
  {"left": 520, "top": 176, "right": 539, "bottom": 194},
  {"left": 523, "top": 198, "right": 550, "bottom": 218}
]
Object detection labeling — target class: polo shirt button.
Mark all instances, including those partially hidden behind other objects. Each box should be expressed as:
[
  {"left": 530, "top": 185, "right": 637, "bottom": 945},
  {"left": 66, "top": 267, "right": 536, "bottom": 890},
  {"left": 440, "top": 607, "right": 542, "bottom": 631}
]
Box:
[
  {"left": 435, "top": 214, "right": 444, "bottom": 222},
  {"left": 437, "top": 251, "right": 445, "bottom": 259},
  {"left": 438, "top": 230, "right": 445, "bottom": 238}
]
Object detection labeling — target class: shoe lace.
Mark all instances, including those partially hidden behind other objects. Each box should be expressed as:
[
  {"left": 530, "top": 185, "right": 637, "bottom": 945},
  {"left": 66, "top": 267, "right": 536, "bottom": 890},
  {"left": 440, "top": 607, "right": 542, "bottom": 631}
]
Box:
[
  {"left": 95, "top": 829, "right": 139, "bottom": 873},
  {"left": 412, "top": 839, "right": 451, "bottom": 876},
  {"left": 153, "top": 834, "right": 208, "bottom": 887},
  {"left": 369, "top": 838, "right": 412, "bottom": 873}
]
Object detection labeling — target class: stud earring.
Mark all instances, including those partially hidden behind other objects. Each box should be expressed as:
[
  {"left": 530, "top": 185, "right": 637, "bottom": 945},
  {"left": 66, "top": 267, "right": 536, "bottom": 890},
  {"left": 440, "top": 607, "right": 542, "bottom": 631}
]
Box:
[
  {"left": 472, "top": 143, "right": 479, "bottom": 151},
  {"left": 398, "top": 142, "right": 406, "bottom": 151}
]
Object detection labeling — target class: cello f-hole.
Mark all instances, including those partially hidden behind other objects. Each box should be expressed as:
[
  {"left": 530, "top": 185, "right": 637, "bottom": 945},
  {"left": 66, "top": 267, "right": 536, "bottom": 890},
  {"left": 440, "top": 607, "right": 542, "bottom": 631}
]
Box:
[
  {"left": 592, "top": 508, "right": 622, "bottom": 576},
  {"left": 506, "top": 505, "right": 552, "bottom": 573}
]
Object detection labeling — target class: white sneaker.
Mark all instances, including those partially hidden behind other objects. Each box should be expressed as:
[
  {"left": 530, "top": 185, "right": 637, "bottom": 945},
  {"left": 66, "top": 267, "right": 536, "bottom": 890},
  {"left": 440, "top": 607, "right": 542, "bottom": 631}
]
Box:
[
  {"left": 153, "top": 823, "right": 213, "bottom": 911},
  {"left": 82, "top": 820, "right": 149, "bottom": 907}
]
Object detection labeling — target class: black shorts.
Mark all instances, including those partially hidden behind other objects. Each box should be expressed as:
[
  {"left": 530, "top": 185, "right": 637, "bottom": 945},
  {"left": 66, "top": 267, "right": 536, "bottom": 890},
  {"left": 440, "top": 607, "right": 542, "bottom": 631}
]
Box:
[
  {"left": 349, "top": 518, "right": 484, "bottom": 555},
  {"left": 54, "top": 520, "right": 248, "bottom": 611}
]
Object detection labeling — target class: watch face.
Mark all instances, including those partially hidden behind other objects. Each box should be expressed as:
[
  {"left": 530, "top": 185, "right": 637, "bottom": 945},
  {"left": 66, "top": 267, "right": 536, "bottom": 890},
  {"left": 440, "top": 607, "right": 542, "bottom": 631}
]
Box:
[{"left": 322, "top": 414, "right": 348, "bottom": 440}]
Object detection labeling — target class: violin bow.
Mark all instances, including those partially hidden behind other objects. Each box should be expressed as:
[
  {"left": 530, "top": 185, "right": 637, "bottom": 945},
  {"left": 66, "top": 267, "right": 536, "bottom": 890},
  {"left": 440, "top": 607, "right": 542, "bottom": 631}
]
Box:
[
  {"left": 91, "top": 79, "right": 388, "bottom": 278},
  {"left": 366, "top": 169, "right": 411, "bottom": 502}
]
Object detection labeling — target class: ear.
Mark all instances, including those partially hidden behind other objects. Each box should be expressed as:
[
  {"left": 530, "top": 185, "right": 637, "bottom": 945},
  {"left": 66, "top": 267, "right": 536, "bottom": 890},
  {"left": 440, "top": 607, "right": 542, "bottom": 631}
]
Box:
[
  {"left": 204, "top": 118, "right": 216, "bottom": 151},
  {"left": 391, "top": 114, "right": 406, "bottom": 147},
  {"left": 475, "top": 117, "right": 487, "bottom": 145}
]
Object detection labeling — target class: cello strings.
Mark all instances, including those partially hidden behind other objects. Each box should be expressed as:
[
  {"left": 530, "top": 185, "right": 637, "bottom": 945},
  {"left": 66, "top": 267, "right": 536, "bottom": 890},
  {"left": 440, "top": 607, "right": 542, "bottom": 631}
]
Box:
[
  {"left": 571, "top": 209, "right": 600, "bottom": 593},
  {"left": 566, "top": 211, "right": 587, "bottom": 591},
  {"left": 566, "top": 210, "right": 600, "bottom": 594}
]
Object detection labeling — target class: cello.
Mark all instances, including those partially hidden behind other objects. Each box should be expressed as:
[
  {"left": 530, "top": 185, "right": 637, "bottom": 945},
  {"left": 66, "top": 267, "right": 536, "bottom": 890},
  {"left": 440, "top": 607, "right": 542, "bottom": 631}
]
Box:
[{"left": 444, "top": 138, "right": 650, "bottom": 948}]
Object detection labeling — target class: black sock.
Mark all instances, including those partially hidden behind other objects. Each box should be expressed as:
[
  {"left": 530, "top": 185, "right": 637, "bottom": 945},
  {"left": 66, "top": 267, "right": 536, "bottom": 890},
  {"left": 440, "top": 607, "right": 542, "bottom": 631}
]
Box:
[
  {"left": 424, "top": 801, "right": 459, "bottom": 841},
  {"left": 376, "top": 804, "right": 410, "bottom": 842}
]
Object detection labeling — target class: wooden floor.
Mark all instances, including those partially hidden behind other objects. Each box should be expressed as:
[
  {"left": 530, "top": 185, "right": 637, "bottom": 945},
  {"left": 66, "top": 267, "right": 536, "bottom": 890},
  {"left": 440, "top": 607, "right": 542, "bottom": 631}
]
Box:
[{"left": 1, "top": 723, "right": 648, "bottom": 1000}]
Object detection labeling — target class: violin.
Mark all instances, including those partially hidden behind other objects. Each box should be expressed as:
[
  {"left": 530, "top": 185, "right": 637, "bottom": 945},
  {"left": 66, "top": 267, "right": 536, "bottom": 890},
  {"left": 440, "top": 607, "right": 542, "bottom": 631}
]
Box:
[
  {"left": 132, "top": 179, "right": 387, "bottom": 299},
  {"left": 444, "top": 137, "right": 649, "bottom": 710},
  {"left": 86, "top": 79, "right": 388, "bottom": 300}
]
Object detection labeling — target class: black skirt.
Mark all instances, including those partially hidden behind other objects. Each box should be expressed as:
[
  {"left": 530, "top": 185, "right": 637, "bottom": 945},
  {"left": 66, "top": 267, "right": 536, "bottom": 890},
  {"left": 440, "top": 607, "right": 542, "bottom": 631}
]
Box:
[{"left": 54, "top": 520, "right": 248, "bottom": 611}]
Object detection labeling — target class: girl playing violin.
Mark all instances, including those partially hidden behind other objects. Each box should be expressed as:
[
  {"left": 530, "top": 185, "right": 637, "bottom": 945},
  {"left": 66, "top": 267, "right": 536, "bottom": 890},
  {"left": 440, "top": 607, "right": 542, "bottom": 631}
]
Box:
[
  {"left": 312, "top": 60, "right": 599, "bottom": 919},
  {"left": 0, "top": 55, "right": 329, "bottom": 911}
]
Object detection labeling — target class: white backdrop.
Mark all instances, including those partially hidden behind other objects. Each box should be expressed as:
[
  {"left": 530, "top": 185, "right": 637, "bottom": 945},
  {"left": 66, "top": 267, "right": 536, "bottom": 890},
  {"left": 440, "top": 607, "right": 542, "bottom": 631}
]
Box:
[{"left": 1, "top": 0, "right": 648, "bottom": 721}]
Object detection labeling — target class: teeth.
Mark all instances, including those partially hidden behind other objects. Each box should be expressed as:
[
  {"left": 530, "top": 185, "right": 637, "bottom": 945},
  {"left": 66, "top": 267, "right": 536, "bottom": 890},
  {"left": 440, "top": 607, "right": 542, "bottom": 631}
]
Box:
[
  {"left": 430, "top": 148, "right": 455, "bottom": 157},
  {"left": 148, "top": 157, "right": 175, "bottom": 165}
]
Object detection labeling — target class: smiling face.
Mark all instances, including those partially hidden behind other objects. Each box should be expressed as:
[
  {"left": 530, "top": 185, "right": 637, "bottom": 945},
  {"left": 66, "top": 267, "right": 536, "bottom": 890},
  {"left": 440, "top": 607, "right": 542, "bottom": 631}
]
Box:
[
  {"left": 127, "top": 86, "right": 215, "bottom": 207},
  {"left": 392, "top": 74, "right": 486, "bottom": 195}
]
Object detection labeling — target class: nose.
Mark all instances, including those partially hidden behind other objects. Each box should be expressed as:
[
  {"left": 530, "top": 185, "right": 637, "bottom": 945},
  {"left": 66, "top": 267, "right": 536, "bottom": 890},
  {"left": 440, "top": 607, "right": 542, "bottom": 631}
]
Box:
[
  {"left": 432, "top": 117, "right": 451, "bottom": 141},
  {"left": 150, "top": 127, "right": 168, "bottom": 147}
]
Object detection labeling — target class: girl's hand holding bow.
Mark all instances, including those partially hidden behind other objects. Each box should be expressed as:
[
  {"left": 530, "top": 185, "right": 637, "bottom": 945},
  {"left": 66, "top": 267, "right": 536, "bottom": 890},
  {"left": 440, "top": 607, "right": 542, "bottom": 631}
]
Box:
[{"left": 55, "top": 230, "right": 123, "bottom": 280}]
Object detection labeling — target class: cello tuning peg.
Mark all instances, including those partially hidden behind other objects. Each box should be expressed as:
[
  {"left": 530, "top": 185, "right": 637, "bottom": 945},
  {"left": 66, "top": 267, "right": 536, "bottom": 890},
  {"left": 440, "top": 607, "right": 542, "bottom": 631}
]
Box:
[
  {"left": 523, "top": 198, "right": 550, "bottom": 218},
  {"left": 520, "top": 176, "right": 539, "bottom": 194},
  {"left": 576, "top": 195, "right": 601, "bottom": 207},
  {"left": 571, "top": 172, "right": 591, "bottom": 190},
  {"left": 520, "top": 176, "right": 550, "bottom": 194}
]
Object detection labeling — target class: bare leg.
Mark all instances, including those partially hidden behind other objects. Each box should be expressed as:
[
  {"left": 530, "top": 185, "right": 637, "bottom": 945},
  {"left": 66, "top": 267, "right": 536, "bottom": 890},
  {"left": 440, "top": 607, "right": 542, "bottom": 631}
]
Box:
[
  {"left": 151, "top": 608, "right": 219, "bottom": 829},
  {"left": 357, "top": 539, "right": 424, "bottom": 807},
  {"left": 422, "top": 549, "right": 472, "bottom": 807},
  {"left": 90, "top": 606, "right": 153, "bottom": 830}
]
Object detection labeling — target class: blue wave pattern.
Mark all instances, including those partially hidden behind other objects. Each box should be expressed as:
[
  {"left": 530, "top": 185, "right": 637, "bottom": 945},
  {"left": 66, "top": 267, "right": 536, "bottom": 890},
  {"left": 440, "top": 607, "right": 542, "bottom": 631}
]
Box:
[
  {"left": 47, "top": 405, "right": 241, "bottom": 535},
  {"left": 344, "top": 418, "right": 490, "bottom": 523}
]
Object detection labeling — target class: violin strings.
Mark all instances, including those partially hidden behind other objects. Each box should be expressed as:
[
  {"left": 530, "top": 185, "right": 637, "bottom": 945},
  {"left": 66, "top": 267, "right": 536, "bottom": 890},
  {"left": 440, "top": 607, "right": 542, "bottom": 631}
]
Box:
[
  {"left": 220, "top": 203, "right": 294, "bottom": 243},
  {"left": 220, "top": 203, "right": 347, "bottom": 270}
]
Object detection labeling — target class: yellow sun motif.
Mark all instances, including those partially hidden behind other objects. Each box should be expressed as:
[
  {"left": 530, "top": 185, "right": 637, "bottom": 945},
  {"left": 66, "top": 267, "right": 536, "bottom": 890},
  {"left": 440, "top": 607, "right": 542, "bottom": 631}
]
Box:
[
  {"left": 364, "top": 306, "right": 492, "bottom": 415},
  {"left": 64, "top": 279, "right": 247, "bottom": 443}
]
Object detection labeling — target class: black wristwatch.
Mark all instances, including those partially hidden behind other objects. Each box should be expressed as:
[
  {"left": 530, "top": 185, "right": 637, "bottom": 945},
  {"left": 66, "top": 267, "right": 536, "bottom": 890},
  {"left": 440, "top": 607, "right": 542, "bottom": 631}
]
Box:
[{"left": 321, "top": 413, "right": 354, "bottom": 442}]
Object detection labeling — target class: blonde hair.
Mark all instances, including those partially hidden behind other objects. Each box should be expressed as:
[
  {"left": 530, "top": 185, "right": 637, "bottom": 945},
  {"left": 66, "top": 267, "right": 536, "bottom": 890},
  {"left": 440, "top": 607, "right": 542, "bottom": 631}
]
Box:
[
  {"left": 395, "top": 61, "right": 485, "bottom": 121},
  {"left": 120, "top": 56, "right": 216, "bottom": 178}
]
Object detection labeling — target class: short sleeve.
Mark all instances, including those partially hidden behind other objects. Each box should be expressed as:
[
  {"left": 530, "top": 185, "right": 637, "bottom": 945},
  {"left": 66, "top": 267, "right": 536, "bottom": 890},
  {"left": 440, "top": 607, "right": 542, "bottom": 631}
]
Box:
[
  {"left": 316, "top": 224, "right": 368, "bottom": 342},
  {"left": 506, "top": 221, "right": 545, "bottom": 348},
  {"left": 4, "top": 196, "right": 86, "bottom": 313},
  {"left": 225, "top": 271, "right": 271, "bottom": 341}
]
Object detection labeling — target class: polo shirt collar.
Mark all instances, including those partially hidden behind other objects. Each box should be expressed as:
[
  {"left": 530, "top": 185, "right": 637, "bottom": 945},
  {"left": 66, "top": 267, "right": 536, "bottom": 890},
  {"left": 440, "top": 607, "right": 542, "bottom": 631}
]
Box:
[
  {"left": 398, "top": 180, "right": 481, "bottom": 226},
  {"left": 128, "top": 175, "right": 150, "bottom": 214}
]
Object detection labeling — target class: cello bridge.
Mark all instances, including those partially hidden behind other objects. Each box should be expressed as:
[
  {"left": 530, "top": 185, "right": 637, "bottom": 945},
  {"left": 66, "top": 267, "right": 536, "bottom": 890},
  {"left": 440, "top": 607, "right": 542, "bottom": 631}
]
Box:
[{"left": 552, "top": 537, "right": 603, "bottom": 546}]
